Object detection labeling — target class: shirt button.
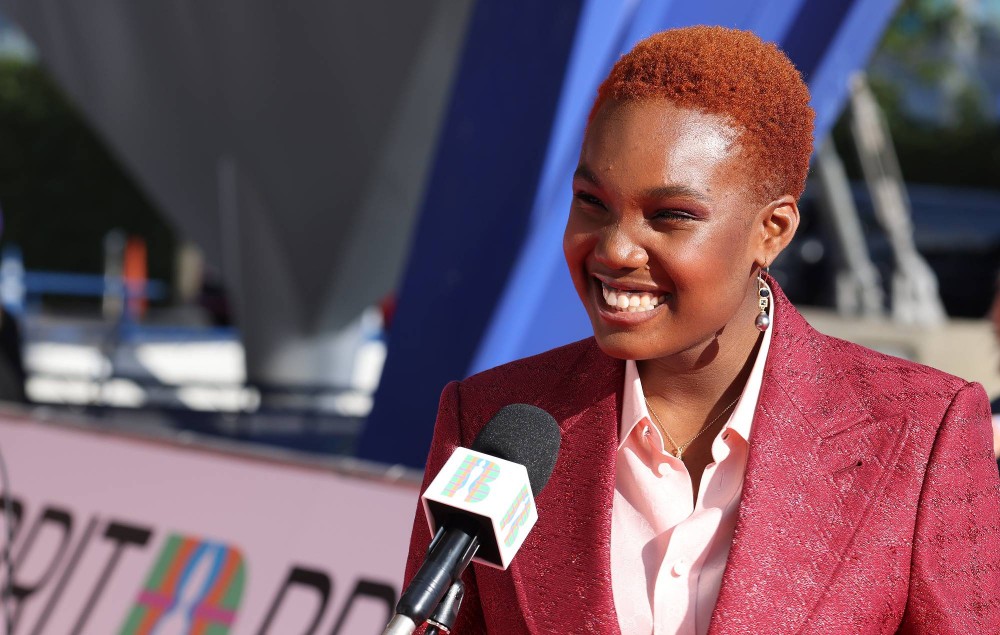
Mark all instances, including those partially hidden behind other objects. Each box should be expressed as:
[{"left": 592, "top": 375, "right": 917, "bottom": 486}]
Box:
[{"left": 671, "top": 559, "right": 691, "bottom": 577}]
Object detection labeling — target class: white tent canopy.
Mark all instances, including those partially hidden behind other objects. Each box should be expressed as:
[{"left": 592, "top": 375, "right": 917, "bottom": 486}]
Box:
[{"left": 0, "top": 0, "right": 472, "bottom": 385}]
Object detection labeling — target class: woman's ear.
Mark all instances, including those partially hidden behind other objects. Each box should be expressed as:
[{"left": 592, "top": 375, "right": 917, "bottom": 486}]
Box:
[{"left": 756, "top": 194, "right": 799, "bottom": 266}]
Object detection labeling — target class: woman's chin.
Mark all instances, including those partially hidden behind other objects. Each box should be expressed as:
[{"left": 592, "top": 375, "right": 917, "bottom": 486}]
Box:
[{"left": 590, "top": 329, "right": 664, "bottom": 361}]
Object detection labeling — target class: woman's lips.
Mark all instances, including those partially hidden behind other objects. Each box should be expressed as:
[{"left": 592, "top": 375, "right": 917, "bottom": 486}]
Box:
[
  {"left": 590, "top": 279, "right": 671, "bottom": 324},
  {"left": 598, "top": 280, "right": 668, "bottom": 313}
]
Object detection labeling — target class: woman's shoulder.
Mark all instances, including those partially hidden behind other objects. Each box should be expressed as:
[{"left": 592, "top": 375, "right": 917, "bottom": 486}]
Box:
[
  {"left": 459, "top": 337, "right": 607, "bottom": 389},
  {"left": 449, "top": 336, "right": 619, "bottom": 423},
  {"left": 776, "top": 294, "right": 971, "bottom": 397},
  {"left": 810, "top": 328, "right": 970, "bottom": 394},
  {"left": 788, "top": 322, "right": 987, "bottom": 438},
  {"left": 774, "top": 299, "right": 982, "bottom": 433}
]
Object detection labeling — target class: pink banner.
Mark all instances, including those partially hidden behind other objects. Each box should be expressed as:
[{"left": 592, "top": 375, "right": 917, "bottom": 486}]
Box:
[{"left": 0, "top": 411, "right": 420, "bottom": 634}]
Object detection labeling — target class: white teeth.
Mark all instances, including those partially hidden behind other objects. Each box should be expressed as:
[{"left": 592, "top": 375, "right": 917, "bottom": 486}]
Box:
[{"left": 600, "top": 282, "right": 667, "bottom": 312}]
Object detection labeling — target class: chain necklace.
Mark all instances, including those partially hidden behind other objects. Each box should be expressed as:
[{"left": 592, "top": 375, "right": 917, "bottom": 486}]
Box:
[{"left": 644, "top": 395, "right": 740, "bottom": 460}]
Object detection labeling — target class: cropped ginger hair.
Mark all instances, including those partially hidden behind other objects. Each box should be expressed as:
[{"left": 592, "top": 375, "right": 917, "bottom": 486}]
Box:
[{"left": 592, "top": 26, "right": 815, "bottom": 203}]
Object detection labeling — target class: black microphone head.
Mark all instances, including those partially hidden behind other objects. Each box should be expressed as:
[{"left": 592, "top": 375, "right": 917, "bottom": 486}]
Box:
[{"left": 470, "top": 404, "right": 561, "bottom": 496}]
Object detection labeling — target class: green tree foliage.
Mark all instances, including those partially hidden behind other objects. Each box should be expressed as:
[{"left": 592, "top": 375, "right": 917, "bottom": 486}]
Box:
[
  {"left": 839, "top": 0, "right": 1000, "bottom": 189},
  {"left": 0, "top": 58, "right": 174, "bottom": 298}
]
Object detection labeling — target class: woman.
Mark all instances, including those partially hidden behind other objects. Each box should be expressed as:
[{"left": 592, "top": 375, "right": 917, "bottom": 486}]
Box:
[{"left": 404, "top": 26, "right": 1000, "bottom": 633}]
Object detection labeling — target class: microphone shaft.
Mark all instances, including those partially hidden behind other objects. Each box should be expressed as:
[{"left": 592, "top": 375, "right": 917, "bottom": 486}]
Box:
[{"left": 391, "top": 520, "right": 480, "bottom": 629}]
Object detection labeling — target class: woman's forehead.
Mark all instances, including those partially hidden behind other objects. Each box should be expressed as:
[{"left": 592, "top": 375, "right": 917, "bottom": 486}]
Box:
[
  {"left": 586, "top": 100, "right": 739, "bottom": 156},
  {"left": 578, "top": 99, "right": 749, "bottom": 197}
]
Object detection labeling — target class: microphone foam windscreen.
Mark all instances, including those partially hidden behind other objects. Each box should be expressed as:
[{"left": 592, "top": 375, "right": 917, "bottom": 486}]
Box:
[{"left": 471, "top": 404, "right": 561, "bottom": 496}]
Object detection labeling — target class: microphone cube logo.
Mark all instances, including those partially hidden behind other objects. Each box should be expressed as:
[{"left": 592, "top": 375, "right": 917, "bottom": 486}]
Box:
[
  {"left": 423, "top": 448, "right": 538, "bottom": 569},
  {"left": 499, "top": 485, "right": 531, "bottom": 547},
  {"left": 441, "top": 454, "right": 500, "bottom": 503},
  {"left": 119, "top": 534, "right": 246, "bottom": 634}
]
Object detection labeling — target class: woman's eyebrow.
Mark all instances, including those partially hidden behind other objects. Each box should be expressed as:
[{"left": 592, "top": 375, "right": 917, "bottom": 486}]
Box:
[
  {"left": 574, "top": 165, "right": 708, "bottom": 202},
  {"left": 642, "top": 184, "right": 709, "bottom": 202}
]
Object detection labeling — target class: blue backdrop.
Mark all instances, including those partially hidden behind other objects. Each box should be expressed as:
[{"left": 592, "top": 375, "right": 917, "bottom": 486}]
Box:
[{"left": 359, "top": 0, "right": 899, "bottom": 468}]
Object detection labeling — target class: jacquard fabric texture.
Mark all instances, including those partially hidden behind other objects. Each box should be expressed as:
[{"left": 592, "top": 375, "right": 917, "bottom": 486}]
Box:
[{"left": 402, "top": 281, "right": 1000, "bottom": 634}]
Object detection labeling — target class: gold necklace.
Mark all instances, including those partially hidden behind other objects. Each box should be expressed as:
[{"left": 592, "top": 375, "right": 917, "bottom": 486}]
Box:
[{"left": 644, "top": 395, "right": 740, "bottom": 460}]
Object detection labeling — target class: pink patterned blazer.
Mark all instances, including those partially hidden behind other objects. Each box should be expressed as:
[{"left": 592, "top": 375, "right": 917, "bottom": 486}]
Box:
[{"left": 404, "top": 283, "right": 1000, "bottom": 633}]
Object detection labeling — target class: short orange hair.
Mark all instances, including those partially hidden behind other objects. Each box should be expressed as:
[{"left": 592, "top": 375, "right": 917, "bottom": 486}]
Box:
[{"left": 592, "top": 26, "right": 815, "bottom": 202}]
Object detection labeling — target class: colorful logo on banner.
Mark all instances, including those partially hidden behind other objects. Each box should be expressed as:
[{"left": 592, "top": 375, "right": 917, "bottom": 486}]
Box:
[
  {"left": 499, "top": 485, "right": 531, "bottom": 547},
  {"left": 119, "top": 534, "right": 246, "bottom": 634},
  {"left": 441, "top": 454, "right": 500, "bottom": 502}
]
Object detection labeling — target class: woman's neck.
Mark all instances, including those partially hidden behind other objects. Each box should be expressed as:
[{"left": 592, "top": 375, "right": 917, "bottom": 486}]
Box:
[{"left": 637, "top": 315, "right": 764, "bottom": 430}]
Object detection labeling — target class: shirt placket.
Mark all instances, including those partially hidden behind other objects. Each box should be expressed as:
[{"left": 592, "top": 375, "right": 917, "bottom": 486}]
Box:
[{"left": 650, "top": 433, "right": 740, "bottom": 635}]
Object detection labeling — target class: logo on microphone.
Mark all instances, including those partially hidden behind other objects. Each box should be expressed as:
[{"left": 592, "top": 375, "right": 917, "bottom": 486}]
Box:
[
  {"left": 499, "top": 485, "right": 532, "bottom": 547},
  {"left": 442, "top": 454, "right": 500, "bottom": 502},
  {"left": 119, "top": 534, "right": 246, "bottom": 634}
]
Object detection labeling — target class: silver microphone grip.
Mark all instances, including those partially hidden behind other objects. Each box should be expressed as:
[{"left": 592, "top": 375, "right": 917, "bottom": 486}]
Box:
[{"left": 382, "top": 613, "right": 418, "bottom": 635}]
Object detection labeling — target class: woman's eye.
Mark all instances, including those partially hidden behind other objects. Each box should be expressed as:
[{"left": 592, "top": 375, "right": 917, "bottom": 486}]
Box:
[
  {"left": 574, "top": 191, "right": 604, "bottom": 207},
  {"left": 654, "top": 209, "right": 694, "bottom": 221}
]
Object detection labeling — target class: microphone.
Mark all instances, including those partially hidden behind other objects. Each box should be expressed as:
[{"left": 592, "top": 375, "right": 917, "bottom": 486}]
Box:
[{"left": 383, "top": 403, "right": 561, "bottom": 635}]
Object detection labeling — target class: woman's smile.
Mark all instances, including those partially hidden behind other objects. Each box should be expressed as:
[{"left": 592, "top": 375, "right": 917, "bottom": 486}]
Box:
[{"left": 590, "top": 276, "right": 671, "bottom": 324}]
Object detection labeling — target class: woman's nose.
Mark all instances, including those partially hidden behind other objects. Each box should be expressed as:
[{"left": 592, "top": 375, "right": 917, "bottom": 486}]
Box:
[{"left": 594, "top": 224, "right": 648, "bottom": 271}]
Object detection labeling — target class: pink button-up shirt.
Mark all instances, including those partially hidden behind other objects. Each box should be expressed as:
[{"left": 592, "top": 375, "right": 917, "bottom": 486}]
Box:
[{"left": 611, "top": 298, "right": 773, "bottom": 635}]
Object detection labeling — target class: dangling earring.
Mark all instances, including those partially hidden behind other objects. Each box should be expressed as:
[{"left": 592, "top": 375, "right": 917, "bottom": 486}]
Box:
[{"left": 755, "top": 265, "right": 771, "bottom": 332}]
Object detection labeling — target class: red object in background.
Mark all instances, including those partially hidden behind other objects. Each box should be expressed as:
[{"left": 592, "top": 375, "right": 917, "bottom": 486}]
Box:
[
  {"left": 124, "top": 237, "right": 148, "bottom": 320},
  {"left": 379, "top": 294, "right": 397, "bottom": 332}
]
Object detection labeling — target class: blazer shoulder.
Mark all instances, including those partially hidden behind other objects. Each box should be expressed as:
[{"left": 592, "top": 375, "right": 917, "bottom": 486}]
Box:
[
  {"left": 813, "top": 329, "right": 969, "bottom": 394},
  {"left": 460, "top": 337, "right": 602, "bottom": 392},
  {"left": 772, "top": 317, "right": 986, "bottom": 469},
  {"left": 772, "top": 283, "right": 969, "bottom": 407},
  {"left": 795, "top": 328, "right": 977, "bottom": 434},
  {"left": 451, "top": 337, "right": 619, "bottom": 431}
]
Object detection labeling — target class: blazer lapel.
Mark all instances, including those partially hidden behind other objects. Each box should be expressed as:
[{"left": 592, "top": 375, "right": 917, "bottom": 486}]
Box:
[
  {"left": 709, "top": 287, "right": 909, "bottom": 634},
  {"left": 504, "top": 340, "right": 625, "bottom": 633}
]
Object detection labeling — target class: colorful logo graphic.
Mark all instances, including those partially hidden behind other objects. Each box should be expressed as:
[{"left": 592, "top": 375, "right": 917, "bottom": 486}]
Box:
[
  {"left": 441, "top": 454, "right": 500, "bottom": 502},
  {"left": 499, "top": 485, "right": 531, "bottom": 547},
  {"left": 119, "top": 534, "right": 246, "bottom": 635}
]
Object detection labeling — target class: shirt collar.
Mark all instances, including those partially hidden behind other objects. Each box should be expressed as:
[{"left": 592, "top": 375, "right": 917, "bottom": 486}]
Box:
[{"left": 618, "top": 282, "right": 775, "bottom": 449}]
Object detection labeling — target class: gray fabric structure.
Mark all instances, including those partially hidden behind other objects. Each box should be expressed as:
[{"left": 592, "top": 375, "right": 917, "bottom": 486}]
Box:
[{"left": 0, "top": 0, "right": 472, "bottom": 385}]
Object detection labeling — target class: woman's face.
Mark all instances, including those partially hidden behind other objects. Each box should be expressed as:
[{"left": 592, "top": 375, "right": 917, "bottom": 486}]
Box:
[{"left": 563, "top": 99, "right": 770, "bottom": 362}]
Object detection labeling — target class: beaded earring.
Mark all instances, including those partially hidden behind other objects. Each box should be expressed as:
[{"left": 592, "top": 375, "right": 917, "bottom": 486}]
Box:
[{"left": 756, "top": 266, "right": 771, "bottom": 332}]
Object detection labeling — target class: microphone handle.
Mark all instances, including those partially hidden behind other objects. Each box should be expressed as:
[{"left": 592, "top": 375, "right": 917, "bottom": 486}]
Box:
[{"left": 387, "top": 521, "right": 480, "bottom": 633}]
